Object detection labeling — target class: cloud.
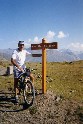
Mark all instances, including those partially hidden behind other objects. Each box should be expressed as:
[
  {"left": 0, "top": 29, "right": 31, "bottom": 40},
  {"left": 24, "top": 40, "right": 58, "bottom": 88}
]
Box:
[
  {"left": 28, "top": 38, "right": 32, "bottom": 43},
  {"left": 24, "top": 37, "right": 40, "bottom": 48},
  {"left": 24, "top": 39, "right": 32, "bottom": 48},
  {"left": 33, "top": 36, "right": 39, "bottom": 43},
  {"left": 46, "top": 31, "right": 55, "bottom": 40},
  {"left": 57, "top": 31, "right": 69, "bottom": 38},
  {"left": 24, "top": 30, "right": 69, "bottom": 48},
  {"left": 24, "top": 43, "right": 31, "bottom": 48},
  {"left": 68, "top": 42, "right": 83, "bottom": 51}
]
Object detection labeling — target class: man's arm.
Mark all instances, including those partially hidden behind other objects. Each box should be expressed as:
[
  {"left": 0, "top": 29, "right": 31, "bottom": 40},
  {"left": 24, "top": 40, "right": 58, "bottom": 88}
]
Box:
[{"left": 11, "top": 58, "right": 24, "bottom": 72}]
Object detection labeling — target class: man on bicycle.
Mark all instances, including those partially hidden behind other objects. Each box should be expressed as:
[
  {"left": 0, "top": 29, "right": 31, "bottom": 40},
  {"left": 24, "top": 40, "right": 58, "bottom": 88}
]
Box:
[{"left": 11, "top": 41, "right": 34, "bottom": 103}]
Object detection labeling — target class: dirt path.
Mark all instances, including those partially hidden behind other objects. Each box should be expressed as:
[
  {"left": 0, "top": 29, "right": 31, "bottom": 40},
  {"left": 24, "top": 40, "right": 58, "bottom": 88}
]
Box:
[{"left": 0, "top": 90, "right": 83, "bottom": 124}]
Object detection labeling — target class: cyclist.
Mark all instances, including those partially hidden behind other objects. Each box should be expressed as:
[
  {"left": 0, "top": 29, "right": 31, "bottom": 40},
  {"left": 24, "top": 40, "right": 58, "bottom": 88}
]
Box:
[{"left": 11, "top": 41, "right": 34, "bottom": 103}]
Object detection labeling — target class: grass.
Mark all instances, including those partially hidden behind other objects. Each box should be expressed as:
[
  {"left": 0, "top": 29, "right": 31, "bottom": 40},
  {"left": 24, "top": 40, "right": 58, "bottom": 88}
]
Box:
[
  {"left": 26, "top": 61, "right": 83, "bottom": 102},
  {"left": 46, "top": 61, "right": 83, "bottom": 101},
  {"left": 0, "top": 60, "right": 83, "bottom": 102}
]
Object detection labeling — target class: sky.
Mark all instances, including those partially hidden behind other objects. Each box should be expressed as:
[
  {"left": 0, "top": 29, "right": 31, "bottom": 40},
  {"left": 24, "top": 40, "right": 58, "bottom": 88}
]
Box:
[{"left": 0, "top": 0, "right": 83, "bottom": 51}]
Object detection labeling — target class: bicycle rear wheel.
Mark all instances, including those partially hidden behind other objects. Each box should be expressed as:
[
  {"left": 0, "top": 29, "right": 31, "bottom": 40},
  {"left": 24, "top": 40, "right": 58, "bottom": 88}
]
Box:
[{"left": 23, "top": 80, "right": 35, "bottom": 105}]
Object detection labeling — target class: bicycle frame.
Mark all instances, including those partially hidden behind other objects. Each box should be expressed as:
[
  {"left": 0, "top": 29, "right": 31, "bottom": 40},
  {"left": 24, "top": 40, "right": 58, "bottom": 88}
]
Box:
[
  {"left": 16, "top": 68, "right": 35, "bottom": 105},
  {"left": 17, "top": 68, "right": 31, "bottom": 80}
]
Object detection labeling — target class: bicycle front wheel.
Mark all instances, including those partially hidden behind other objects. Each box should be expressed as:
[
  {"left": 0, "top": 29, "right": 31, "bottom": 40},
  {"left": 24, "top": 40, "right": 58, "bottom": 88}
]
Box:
[{"left": 23, "top": 80, "right": 35, "bottom": 105}]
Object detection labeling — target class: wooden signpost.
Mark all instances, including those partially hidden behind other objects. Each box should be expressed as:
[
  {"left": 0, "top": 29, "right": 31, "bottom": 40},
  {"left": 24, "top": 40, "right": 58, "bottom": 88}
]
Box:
[{"left": 31, "top": 38, "right": 58, "bottom": 94}]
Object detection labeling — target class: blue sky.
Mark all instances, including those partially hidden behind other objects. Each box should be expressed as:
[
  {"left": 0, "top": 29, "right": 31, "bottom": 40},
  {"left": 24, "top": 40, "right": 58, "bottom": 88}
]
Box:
[{"left": 0, "top": 0, "right": 83, "bottom": 51}]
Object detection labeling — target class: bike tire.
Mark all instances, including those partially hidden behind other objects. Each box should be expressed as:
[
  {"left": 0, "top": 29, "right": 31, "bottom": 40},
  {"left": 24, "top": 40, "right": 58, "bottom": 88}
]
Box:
[{"left": 23, "top": 80, "right": 35, "bottom": 105}]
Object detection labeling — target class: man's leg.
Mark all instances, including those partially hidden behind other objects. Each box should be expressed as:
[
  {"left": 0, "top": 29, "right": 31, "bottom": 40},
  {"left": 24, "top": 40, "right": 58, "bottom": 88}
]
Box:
[
  {"left": 30, "top": 73, "right": 39, "bottom": 94},
  {"left": 30, "top": 73, "right": 34, "bottom": 84},
  {"left": 14, "top": 78, "right": 19, "bottom": 97}
]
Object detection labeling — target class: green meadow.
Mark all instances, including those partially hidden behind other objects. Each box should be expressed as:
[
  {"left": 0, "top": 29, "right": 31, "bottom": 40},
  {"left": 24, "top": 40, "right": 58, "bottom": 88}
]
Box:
[{"left": 0, "top": 60, "right": 83, "bottom": 102}]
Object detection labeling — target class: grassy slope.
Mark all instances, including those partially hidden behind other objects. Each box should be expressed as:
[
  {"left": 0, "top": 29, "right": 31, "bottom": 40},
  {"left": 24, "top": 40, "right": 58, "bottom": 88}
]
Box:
[
  {"left": 0, "top": 60, "right": 83, "bottom": 102},
  {"left": 26, "top": 61, "right": 83, "bottom": 102},
  {"left": 46, "top": 61, "right": 83, "bottom": 102}
]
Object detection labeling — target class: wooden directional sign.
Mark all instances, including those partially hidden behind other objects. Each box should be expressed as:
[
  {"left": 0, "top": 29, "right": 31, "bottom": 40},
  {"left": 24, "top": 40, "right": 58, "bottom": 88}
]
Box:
[
  {"left": 32, "top": 54, "right": 42, "bottom": 57},
  {"left": 31, "top": 42, "right": 57, "bottom": 50},
  {"left": 42, "top": 42, "right": 57, "bottom": 49},
  {"left": 31, "top": 38, "right": 58, "bottom": 94},
  {"left": 31, "top": 44, "right": 42, "bottom": 50}
]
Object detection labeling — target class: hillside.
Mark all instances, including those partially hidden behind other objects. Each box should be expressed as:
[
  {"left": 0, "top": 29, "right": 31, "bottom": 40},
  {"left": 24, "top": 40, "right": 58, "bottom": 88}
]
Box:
[{"left": 0, "top": 60, "right": 83, "bottom": 124}]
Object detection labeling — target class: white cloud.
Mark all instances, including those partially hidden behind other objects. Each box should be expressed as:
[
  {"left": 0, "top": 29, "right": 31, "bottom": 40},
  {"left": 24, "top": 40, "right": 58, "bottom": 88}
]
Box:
[
  {"left": 46, "top": 30, "right": 55, "bottom": 40},
  {"left": 24, "top": 37, "right": 40, "bottom": 48},
  {"left": 23, "top": 30, "right": 69, "bottom": 48},
  {"left": 24, "top": 39, "right": 32, "bottom": 48},
  {"left": 68, "top": 42, "right": 83, "bottom": 51},
  {"left": 24, "top": 43, "right": 31, "bottom": 48},
  {"left": 33, "top": 36, "right": 39, "bottom": 43},
  {"left": 28, "top": 38, "right": 32, "bottom": 43},
  {"left": 57, "top": 31, "right": 69, "bottom": 38}
]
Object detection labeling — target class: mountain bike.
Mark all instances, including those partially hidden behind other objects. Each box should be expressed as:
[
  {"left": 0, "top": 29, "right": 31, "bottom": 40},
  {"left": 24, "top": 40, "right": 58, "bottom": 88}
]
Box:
[
  {"left": 17, "top": 68, "right": 35, "bottom": 106},
  {"left": 0, "top": 68, "right": 35, "bottom": 112}
]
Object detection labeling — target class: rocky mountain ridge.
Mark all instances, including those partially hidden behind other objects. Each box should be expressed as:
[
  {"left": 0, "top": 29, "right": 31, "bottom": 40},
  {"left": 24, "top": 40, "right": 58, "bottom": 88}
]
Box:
[{"left": 0, "top": 48, "right": 83, "bottom": 62}]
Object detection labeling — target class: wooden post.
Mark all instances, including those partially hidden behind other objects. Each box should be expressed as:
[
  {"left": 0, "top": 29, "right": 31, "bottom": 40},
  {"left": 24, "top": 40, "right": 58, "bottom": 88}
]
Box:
[
  {"left": 31, "top": 38, "right": 58, "bottom": 94},
  {"left": 42, "top": 38, "right": 46, "bottom": 93}
]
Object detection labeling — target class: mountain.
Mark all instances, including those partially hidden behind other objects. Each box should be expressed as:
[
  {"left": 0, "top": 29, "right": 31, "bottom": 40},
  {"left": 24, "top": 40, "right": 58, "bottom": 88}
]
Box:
[
  {"left": 0, "top": 48, "right": 13, "bottom": 61},
  {"left": 0, "top": 48, "right": 83, "bottom": 62},
  {"left": 25, "top": 48, "right": 82, "bottom": 62},
  {"left": 78, "top": 52, "right": 83, "bottom": 60},
  {"left": 57, "top": 49, "right": 80, "bottom": 61},
  {"left": 47, "top": 49, "right": 80, "bottom": 62}
]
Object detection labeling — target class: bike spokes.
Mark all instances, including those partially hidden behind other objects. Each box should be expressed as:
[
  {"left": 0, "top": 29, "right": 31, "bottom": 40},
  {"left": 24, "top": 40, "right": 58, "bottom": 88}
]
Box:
[{"left": 24, "top": 81, "right": 35, "bottom": 105}]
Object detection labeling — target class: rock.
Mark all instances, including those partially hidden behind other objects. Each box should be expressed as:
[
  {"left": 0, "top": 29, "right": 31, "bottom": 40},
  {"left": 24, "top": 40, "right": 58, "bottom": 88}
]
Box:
[
  {"left": 55, "top": 96, "right": 61, "bottom": 102},
  {"left": 0, "top": 67, "right": 6, "bottom": 75}
]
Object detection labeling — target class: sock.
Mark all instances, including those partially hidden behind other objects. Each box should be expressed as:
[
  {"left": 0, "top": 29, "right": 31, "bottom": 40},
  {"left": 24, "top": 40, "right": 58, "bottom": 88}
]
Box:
[{"left": 16, "top": 95, "right": 18, "bottom": 99}]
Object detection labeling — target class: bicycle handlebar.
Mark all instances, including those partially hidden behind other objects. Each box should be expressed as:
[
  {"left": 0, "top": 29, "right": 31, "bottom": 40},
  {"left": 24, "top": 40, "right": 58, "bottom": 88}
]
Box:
[
  {"left": 17, "top": 67, "right": 36, "bottom": 79},
  {"left": 17, "top": 72, "right": 25, "bottom": 79},
  {"left": 17, "top": 68, "right": 31, "bottom": 79}
]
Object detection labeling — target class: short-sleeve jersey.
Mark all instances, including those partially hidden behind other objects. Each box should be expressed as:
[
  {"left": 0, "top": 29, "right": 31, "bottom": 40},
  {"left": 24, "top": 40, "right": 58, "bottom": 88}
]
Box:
[{"left": 12, "top": 49, "right": 31, "bottom": 70}]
